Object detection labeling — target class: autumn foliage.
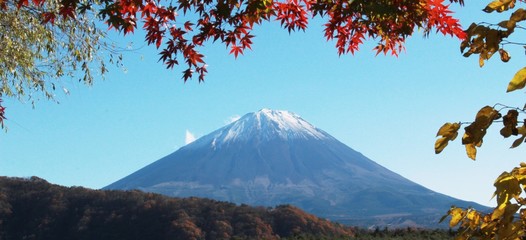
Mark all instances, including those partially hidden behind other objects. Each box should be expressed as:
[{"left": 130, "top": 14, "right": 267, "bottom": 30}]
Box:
[
  {"left": 0, "top": 0, "right": 467, "bottom": 125},
  {"left": 6, "top": 0, "right": 465, "bottom": 82},
  {"left": 434, "top": 0, "right": 526, "bottom": 161},
  {"left": 0, "top": 176, "right": 354, "bottom": 239},
  {"left": 435, "top": 0, "right": 526, "bottom": 239},
  {"left": 439, "top": 163, "right": 526, "bottom": 239}
]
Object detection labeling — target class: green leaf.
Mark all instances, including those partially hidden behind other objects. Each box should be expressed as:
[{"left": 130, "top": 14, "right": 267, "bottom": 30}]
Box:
[{"left": 507, "top": 67, "right": 526, "bottom": 92}]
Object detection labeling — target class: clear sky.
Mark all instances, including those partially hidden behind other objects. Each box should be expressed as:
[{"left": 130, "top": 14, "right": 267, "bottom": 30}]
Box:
[{"left": 1, "top": 1, "right": 525, "bottom": 207}]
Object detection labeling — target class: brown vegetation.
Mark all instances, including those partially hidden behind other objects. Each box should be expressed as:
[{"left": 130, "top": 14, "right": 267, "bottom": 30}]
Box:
[{"left": 0, "top": 176, "right": 353, "bottom": 239}]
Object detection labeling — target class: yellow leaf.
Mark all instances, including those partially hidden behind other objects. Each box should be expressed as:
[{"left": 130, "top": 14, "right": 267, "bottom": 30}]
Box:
[
  {"left": 462, "top": 106, "right": 498, "bottom": 155},
  {"left": 475, "top": 106, "right": 499, "bottom": 128},
  {"left": 435, "top": 123, "right": 461, "bottom": 154},
  {"left": 517, "top": 125, "right": 526, "bottom": 135},
  {"left": 451, "top": 132, "right": 458, "bottom": 141},
  {"left": 466, "top": 143, "right": 477, "bottom": 160},
  {"left": 507, "top": 67, "right": 526, "bottom": 92},
  {"left": 492, "top": 203, "right": 507, "bottom": 220},
  {"left": 450, "top": 207, "right": 464, "bottom": 227},
  {"left": 467, "top": 210, "right": 481, "bottom": 230},
  {"left": 436, "top": 122, "right": 461, "bottom": 138},
  {"left": 494, "top": 172, "right": 522, "bottom": 205},
  {"left": 435, "top": 137, "right": 449, "bottom": 154},
  {"left": 466, "top": 209, "right": 477, "bottom": 220},
  {"left": 516, "top": 170, "right": 526, "bottom": 185},
  {"left": 480, "top": 215, "right": 494, "bottom": 231},
  {"left": 484, "top": 0, "right": 514, "bottom": 13}
]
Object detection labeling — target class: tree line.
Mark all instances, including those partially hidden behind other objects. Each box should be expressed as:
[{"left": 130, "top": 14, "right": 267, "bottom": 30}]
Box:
[{"left": 0, "top": 176, "right": 355, "bottom": 239}]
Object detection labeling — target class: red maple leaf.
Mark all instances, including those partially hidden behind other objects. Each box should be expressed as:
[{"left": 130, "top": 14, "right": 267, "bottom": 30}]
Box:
[
  {"left": 229, "top": 45, "right": 244, "bottom": 58},
  {"left": 141, "top": 0, "right": 157, "bottom": 17},
  {"left": 41, "top": 12, "right": 56, "bottom": 24},
  {"left": 16, "top": 0, "right": 28, "bottom": 8},
  {"left": 184, "top": 21, "right": 194, "bottom": 31},
  {"left": 59, "top": 5, "right": 76, "bottom": 19},
  {"left": 182, "top": 68, "right": 193, "bottom": 81}
]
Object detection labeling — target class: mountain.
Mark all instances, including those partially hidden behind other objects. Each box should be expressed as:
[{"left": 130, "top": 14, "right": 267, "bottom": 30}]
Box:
[{"left": 105, "top": 109, "right": 487, "bottom": 228}]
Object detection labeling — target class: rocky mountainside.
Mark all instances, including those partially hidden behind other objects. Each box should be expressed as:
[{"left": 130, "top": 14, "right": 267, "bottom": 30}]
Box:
[{"left": 105, "top": 109, "right": 487, "bottom": 228}]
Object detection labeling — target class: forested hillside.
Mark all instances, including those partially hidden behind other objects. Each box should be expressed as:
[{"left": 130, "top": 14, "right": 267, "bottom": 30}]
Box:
[{"left": 0, "top": 176, "right": 353, "bottom": 239}]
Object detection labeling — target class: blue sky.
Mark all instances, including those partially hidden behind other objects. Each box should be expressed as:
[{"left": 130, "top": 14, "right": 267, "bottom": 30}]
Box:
[{"left": 1, "top": 1, "right": 525, "bottom": 206}]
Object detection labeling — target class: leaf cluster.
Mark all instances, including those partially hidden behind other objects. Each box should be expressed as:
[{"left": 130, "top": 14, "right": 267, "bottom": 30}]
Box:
[
  {"left": 101, "top": 0, "right": 466, "bottom": 80},
  {"left": 440, "top": 163, "right": 526, "bottom": 240},
  {"left": 0, "top": 0, "right": 469, "bottom": 127},
  {"left": 435, "top": 0, "right": 526, "bottom": 160},
  {"left": 435, "top": 104, "right": 526, "bottom": 160},
  {"left": 436, "top": 1, "right": 526, "bottom": 239},
  {"left": 460, "top": 0, "right": 526, "bottom": 68},
  {"left": 0, "top": 0, "right": 123, "bottom": 127},
  {"left": 434, "top": 104, "right": 526, "bottom": 160},
  {"left": 0, "top": 0, "right": 117, "bottom": 99},
  {"left": 14, "top": 0, "right": 466, "bottom": 83}
]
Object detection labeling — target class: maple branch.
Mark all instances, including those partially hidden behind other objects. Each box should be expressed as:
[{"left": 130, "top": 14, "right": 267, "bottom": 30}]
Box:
[{"left": 6, "top": 0, "right": 466, "bottom": 83}]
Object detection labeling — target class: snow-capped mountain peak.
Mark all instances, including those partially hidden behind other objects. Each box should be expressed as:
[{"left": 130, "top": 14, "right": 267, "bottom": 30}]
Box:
[
  {"left": 224, "top": 109, "right": 327, "bottom": 142},
  {"left": 254, "top": 108, "right": 325, "bottom": 136},
  {"left": 200, "top": 109, "right": 328, "bottom": 147}
]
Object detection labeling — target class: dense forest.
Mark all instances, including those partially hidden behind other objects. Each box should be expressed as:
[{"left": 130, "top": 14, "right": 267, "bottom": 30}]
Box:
[
  {"left": 0, "top": 176, "right": 353, "bottom": 239},
  {"left": 0, "top": 176, "right": 454, "bottom": 239}
]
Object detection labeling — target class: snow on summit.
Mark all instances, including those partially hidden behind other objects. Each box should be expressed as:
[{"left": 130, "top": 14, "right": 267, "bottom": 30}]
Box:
[
  {"left": 254, "top": 108, "right": 324, "bottom": 138},
  {"left": 197, "top": 109, "right": 329, "bottom": 147}
]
